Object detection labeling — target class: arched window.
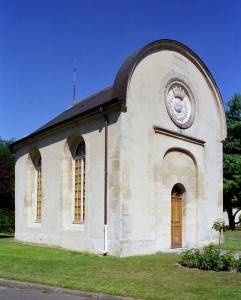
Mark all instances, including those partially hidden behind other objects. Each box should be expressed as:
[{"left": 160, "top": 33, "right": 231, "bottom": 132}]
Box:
[
  {"left": 74, "top": 141, "right": 86, "bottom": 222},
  {"left": 36, "top": 157, "right": 42, "bottom": 222},
  {"left": 171, "top": 184, "right": 183, "bottom": 197}
]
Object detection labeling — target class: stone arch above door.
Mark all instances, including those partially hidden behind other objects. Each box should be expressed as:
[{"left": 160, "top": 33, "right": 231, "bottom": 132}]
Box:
[{"left": 156, "top": 149, "right": 197, "bottom": 249}]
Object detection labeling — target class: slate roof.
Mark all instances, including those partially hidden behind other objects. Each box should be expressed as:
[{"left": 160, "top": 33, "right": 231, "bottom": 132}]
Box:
[
  {"left": 34, "top": 86, "right": 115, "bottom": 134},
  {"left": 11, "top": 86, "right": 119, "bottom": 152}
]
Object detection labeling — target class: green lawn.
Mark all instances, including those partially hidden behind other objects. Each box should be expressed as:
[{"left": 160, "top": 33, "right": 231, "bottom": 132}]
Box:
[
  {"left": 220, "top": 228, "right": 241, "bottom": 251},
  {"left": 0, "top": 235, "right": 241, "bottom": 299}
]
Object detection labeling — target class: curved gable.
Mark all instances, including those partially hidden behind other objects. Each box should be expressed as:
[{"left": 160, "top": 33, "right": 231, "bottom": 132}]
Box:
[{"left": 113, "top": 39, "right": 227, "bottom": 140}]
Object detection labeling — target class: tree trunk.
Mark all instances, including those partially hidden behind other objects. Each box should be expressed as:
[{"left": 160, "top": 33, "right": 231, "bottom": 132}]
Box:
[
  {"left": 234, "top": 208, "right": 241, "bottom": 226},
  {"left": 227, "top": 205, "right": 235, "bottom": 230}
]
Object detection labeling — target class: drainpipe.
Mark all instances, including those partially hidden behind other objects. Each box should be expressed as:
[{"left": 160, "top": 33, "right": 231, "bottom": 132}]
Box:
[{"left": 100, "top": 107, "right": 108, "bottom": 255}]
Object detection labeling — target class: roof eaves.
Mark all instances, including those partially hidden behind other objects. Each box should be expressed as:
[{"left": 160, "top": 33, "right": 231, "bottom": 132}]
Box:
[{"left": 11, "top": 96, "right": 125, "bottom": 153}]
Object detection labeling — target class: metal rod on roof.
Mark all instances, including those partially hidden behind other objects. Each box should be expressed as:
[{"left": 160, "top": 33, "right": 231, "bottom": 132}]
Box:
[{"left": 72, "top": 67, "right": 77, "bottom": 106}]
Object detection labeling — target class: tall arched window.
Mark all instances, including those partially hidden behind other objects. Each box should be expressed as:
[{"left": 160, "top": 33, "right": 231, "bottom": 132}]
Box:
[
  {"left": 36, "top": 157, "right": 42, "bottom": 222},
  {"left": 74, "top": 141, "right": 86, "bottom": 222}
]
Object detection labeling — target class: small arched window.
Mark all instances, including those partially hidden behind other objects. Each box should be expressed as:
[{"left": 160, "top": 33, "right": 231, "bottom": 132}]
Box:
[
  {"left": 74, "top": 141, "right": 86, "bottom": 222},
  {"left": 171, "top": 184, "right": 183, "bottom": 197},
  {"left": 36, "top": 157, "right": 42, "bottom": 222}
]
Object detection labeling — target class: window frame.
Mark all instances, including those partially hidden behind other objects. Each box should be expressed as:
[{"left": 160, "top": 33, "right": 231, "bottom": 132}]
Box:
[
  {"left": 36, "top": 156, "right": 42, "bottom": 222},
  {"left": 73, "top": 141, "right": 86, "bottom": 223}
]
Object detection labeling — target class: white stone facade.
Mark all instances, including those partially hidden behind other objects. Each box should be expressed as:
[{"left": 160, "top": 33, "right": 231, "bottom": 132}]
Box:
[{"left": 12, "top": 40, "right": 227, "bottom": 257}]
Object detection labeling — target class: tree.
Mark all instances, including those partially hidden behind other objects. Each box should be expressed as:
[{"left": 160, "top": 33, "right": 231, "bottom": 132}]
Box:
[
  {"left": 0, "top": 138, "right": 15, "bottom": 211},
  {"left": 223, "top": 93, "right": 241, "bottom": 229}
]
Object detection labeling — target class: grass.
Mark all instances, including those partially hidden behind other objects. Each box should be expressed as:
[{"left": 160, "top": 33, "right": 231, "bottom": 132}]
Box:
[
  {"left": 219, "top": 228, "right": 241, "bottom": 251},
  {"left": 0, "top": 236, "right": 241, "bottom": 299}
]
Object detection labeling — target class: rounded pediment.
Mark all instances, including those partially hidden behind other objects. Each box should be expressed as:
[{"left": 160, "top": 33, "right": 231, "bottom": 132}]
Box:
[{"left": 112, "top": 39, "right": 226, "bottom": 139}]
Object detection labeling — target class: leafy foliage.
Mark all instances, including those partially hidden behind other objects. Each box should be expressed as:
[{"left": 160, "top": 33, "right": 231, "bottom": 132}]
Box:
[
  {"left": 180, "top": 248, "right": 201, "bottom": 268},
  {"left": 180, "top": 244, "right": 237, "bottom": 272},
  {"left": 0, "top": 138, "right": 15, "bottom": 170},
  {"left": 223, "top": 93, "right": 241, "bottom": 229},
  {"left": 0, "top": 208, "right": 15, "bottom": 233},
  {"left": 219, "top": 252, "right": 237, "bottom": 271},
  {"left": 0, "top": 138, "right": 15, "bottom": 211},
  {"left": 212, "top": 219, "right": 226, "bottom": 232},
  {"left": 237, "top": 258, "right": 241, "bottom": 272},
  {"left": 199, "top": 244, "right": 222, "bottom": 271}
]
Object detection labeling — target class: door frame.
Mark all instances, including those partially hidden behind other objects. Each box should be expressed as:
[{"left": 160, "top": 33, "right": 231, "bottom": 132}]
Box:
[{"left": 171, "top": 184, "right": 185, "bottom": 248}]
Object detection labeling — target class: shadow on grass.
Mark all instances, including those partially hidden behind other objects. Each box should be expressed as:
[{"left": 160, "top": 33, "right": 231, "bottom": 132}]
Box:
[{"left": 0, "top": 234, "right": 14, "bottom": 238}]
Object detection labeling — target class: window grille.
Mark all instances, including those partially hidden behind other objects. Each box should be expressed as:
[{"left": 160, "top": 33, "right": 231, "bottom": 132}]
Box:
[
  {"left": 36, "top": 157, "right": 42, "bottom": 222},
  {"left": 74, "top": 141, "right": 85, "bottom": 222}
]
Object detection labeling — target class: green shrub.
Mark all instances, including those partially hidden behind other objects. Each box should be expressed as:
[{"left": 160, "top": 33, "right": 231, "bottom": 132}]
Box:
[
  {"left": 199, "top": 244, "right": 221, "bottom": 271},
  {"left": 181, "top": 248, "right": 201, "bottom": 268},
  {"left": 0, "top": 208, "right": 15, "bottom": 233},
  {"left": 236, "top": 258, "right": 241, "bottom": 272},
  {"left": 180, "top": 244, "right": 237, "bottom": 272},
  {"left": 219, "top": 251, "right": 236, "bottom": 271}
]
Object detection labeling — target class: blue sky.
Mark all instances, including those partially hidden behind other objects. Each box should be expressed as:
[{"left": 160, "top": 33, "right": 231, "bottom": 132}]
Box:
[{"left": 1, "top": 0, "right": 240, "bottom": 140}]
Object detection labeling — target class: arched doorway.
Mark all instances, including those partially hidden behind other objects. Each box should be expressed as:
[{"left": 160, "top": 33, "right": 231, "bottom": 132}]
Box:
[{"left": 171, "top": 184, "right": 184, "bottom": 248}]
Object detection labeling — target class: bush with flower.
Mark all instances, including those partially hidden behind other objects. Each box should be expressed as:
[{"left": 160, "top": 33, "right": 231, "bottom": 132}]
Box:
[
  {"left": 180, "top": 244, "right": 239, "bottom": 272},
  {"left": 180, "top": 220, "right": 240, "bottom": 272}
]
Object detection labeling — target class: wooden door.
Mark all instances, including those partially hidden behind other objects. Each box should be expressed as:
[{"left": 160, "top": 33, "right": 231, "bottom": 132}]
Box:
[{"left": 171, "top": 195, "right": 182, "bottom": 248}]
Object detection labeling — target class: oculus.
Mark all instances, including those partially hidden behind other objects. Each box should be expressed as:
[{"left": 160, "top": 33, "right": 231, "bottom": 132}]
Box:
[{"left": 166, "top": 82, "right": 194, "bottom": 128}]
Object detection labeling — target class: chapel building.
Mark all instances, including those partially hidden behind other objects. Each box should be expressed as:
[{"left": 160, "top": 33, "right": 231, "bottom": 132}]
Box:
[{"left": 11, "top": 40, "right": 227, "bottom": 257}]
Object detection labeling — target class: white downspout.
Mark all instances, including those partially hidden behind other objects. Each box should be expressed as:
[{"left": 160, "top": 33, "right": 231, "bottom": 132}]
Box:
[
  {"left": 103, "top": 224, "right": 108, "bottom": 255},
  {"left": 100, "top": 107, "right": 108, "bottom": 256}
]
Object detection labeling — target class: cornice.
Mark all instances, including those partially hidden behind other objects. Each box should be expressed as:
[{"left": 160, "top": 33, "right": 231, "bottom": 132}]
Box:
[{"left": 154, "top": 126, "right": 205, "bottom": 147}]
